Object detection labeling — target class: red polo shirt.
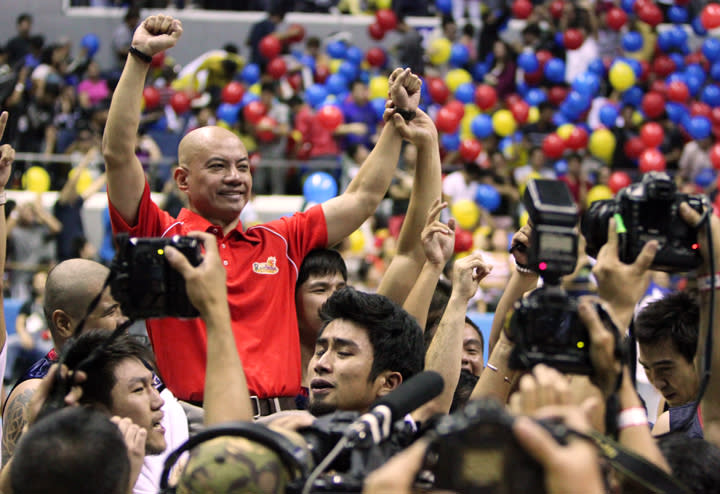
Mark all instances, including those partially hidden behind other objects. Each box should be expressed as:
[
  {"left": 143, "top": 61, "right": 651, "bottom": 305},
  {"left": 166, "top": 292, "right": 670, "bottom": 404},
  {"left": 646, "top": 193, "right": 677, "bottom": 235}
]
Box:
[{"left": 109, "top": 183, "right": 328, "bottom": 402}]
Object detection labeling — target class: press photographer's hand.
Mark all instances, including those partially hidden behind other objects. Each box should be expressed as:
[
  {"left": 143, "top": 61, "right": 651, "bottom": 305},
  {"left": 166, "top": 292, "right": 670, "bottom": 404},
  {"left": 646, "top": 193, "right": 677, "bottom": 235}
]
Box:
[
  {"left": 578, "top": 297, "right": 624, "bottom": 399},
  {"left": 26, "top": 364, "right": 86, "bottom": 428},
  {"left": 509, "top": 222, "right": 533, "bottom": 270},
  {"left": 679, "top": 202, "right": 720, "bottom": 276}
]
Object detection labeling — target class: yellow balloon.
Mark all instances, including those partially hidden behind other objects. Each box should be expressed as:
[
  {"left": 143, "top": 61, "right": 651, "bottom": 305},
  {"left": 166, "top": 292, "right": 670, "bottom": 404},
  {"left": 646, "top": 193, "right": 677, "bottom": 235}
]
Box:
[
  {"left": 631, "top": 111, "right": 644, "bottom": 127},
  {"left": 446, "top": 68, "right": 472, "bottom": 93},
  {"left": 586, "top": 185, "right": 613, "bottom": 207},
  {"left": 609, "top": 61, "right": 636, "bottom": 92},
  {"left": 22, "top": 166, "right": 51, "bottom": 192},
  {"left": 349, "top": 230, "right": 365, "bottom": 254},
  {"left": 428, "top": 37, "right": 451, "bottom": 66},
  {"left": 68, "top": 168, "right": 93, "bottom": 195},
  {"left": 451, "top": 199, "right": 480, "bottom": 230},
  {"left": 461, "top": 107, "right": 480, "bottom": 139},
  {"left": 329, "top": 58, "right": 343, "bottom": 74},
  {"left": 376, "top": 0, "right": 392, "bottom": 8},
  {"left": 527, "top": 106, "right": 540, "bottom": 124},
  {"left": 249, "top": 82, "right": 261, "bottom": 96},
  {"left": 589, "top": 129, "right": 616, "bottom": 163},
  {"left": 369, "top": 76, "right": 389, "bottom": 100},
  {"left": 518, "top": 171, "right": 542, "bottom": 198},
  {"left": 557, "top": 124, "right": 575, "bottom": 140},
  {"left": 492, "top": 109, "right": 517, "bottom": 137}
]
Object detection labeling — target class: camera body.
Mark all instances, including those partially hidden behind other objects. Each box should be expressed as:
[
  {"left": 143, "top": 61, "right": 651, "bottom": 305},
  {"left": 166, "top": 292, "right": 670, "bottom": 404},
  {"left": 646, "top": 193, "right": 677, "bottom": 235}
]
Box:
[
  {"left": 110, "top": 235, "right": 202, "bottom": 320},
  {"left": 582, "top": 171, "right": 706, "bottom": 272}
]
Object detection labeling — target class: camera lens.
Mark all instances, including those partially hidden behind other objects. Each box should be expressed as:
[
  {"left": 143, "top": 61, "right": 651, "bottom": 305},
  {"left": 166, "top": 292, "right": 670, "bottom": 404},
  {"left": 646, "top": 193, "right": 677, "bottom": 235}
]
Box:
[{"left": 581, "top": 199, "right": 616, "bottom": 258}]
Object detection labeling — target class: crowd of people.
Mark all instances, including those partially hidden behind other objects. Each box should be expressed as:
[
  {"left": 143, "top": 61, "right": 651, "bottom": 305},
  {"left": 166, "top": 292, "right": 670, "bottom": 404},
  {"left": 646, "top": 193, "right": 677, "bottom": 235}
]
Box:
[{"left": 1, "top": 0, "right": 720, "bottom": 493}]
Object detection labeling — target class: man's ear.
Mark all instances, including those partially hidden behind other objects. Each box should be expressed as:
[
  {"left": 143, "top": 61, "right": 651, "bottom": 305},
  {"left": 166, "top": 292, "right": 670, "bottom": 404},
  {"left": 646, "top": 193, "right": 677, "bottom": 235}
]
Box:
[
  {"left": 374, "top": 371, "right": 403, "bottom": 398},
  {"left": 174, "top": 165, "right": 189, "bottom": 192},
  {"left": 52, "top": 309, "right": 74, "bottom": 341}
]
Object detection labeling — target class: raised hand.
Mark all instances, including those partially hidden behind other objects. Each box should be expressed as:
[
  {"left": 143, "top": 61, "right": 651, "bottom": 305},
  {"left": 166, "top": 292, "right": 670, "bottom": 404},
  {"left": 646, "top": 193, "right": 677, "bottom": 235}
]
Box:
[
  {"left": 421, "top": 199, "right": 455, "bottom": 266},
  {"left": 111, "top": 416, "right": 147, "bottom": 489},
  {"left": 509, "top": 222, "right": 533, "bottom": 268},
  {"left": 0, "top": 111, "right": 15, "bottom": 190},
  {"left": 388, "top": 68, "right": 421, "bottom": 113},
  {"left": 131, "top": 14, "right": 183, "bottom": 57},
  {"left": 452, "top": 251, "right": 492, "bottom": 302}
]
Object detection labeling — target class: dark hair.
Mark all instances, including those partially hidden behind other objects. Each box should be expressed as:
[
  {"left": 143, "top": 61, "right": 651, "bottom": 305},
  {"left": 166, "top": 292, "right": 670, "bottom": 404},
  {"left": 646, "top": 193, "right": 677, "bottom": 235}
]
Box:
[
  {"left": 306, "top": 37, "right": 320, "bottom": 49},
  {"left": 538, "top": 101, "right": 554, "bottom": 113},
  {"left": 658, "top": 433, "right": 720, "bottom": 494},
  {"left": 319, "top": 287, "right": 424, "bottom": 381},
  {"left": 124, "top": 7, "right": 140, "bottom": 22},
  {"left": 60, "top": 330, "right": 155, "bottom": 410},
  {"left": 261, "top": 81, "right": 277, "bottom": 94},
  {"left": 465, "top": 316, "right": 484, "bottom": 350},
  {"left": 523, "top": 23, "right": 541, "bottom": 38},
  {"left": 17, "top": 13, "right": 32, "bottom": 25},
  {"left": 223, "top": 43, "right": 239, "bottom": 54},
  {"left": 424, "top": 280, "right": 452, "bottom": 349},
  {"left": 12, "top": 407, "right": 129, "bottom": 494},
  {"left": 462, "top": 24, "right": 475, "bottom": 37},
  {"left": 441, "top": 15, "right": 456, "bottom": 28},
  {"left": 297, "top": 249, "right": 347, "bottom": 289},
  {"left": 450, "top": 369, "right": 479, "bottom": 413},
  {"left": 635, "top": 291, "right": 699, "bottom": 364}
]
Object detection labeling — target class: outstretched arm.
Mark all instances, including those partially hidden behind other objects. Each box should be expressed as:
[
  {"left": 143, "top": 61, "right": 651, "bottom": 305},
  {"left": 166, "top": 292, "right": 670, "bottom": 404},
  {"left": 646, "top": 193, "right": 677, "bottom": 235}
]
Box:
[
  {"left": 102, "top": 14, "right": 182, "bottom": 226},
  {"left": 0, "top": 111, "right": 12, "bottom": 354}
]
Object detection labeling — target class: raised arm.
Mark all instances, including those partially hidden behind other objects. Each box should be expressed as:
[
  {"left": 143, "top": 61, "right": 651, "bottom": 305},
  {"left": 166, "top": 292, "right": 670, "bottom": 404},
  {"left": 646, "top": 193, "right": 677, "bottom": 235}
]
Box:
[
  {"left": 165, "top": 232, "right": 253, "bottom": 425},
  {"left": 0, "top": 111, "right": 12, "bottom": 354},
  {"left": 102, "top": 14, "right": 182, "bottom": 225}
]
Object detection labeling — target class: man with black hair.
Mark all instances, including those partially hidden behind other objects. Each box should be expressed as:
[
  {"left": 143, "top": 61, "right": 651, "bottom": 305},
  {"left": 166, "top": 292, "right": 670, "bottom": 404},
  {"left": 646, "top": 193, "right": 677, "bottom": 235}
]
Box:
[
  {"left": 255, "top": 81, "right": 291, "bottom": 194},
  {"left": 657, "top": 433, "right": 720, "bottom": 494},
  {"left": 394, "top": 14, "right": 424, "bottom": 75},
  {"left": 112, "top": 7, "right": 140, "bottom": 68},
  {"left": 5, "top": 14, "right": 33, "bottom": 68}
]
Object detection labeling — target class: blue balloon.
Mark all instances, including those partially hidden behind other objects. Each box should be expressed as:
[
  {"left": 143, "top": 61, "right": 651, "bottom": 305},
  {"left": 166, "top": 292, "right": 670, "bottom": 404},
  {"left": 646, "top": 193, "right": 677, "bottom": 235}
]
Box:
[
  {"left": 241, "top": 63, "right": 261, "bottom": 85},
  {"left": 692, "top": 16, "right": 708, "bottom": 36},
  {"left": 217, "top": 102, "right": 241, "bottom": 125},
  {"left": 472, "top": 61, "right": 488, "bottom": 81},
  {"left": 671, "top": 26, "right": 688, "bottom": 49},
  {"left": 626, "top": 58, "right": 643, "bottom": 78},
  {"left": 622, "top": 31, "right": 643, "bottom": 52},
  {"left": 338, "top": 62, "right": 357, "bottom": 83},
  {"left": 588, "top": 58, "right": 606, "bottom": 76},
  {"left": 702, "top": 85, "right": 720, "bottom": 107},
  {"left": 516, "top": 81, "right": 529, "bottom": 97},
  {"left": 544, "top": 58, "right": 565, "bottom": 84},
  {"left": 370, "top": 98, "right": 386, "bottom": 120},
  {"left": 712, "top": 62, "right": 720, "bottom": 82},
  {"left": 359, "top": 69, "right": 370, "bottom": 84},
  {"left": 325, "top": 73, "right": 347, "bottom": 95},
  {"left": 686, "top": 64, "right": 706, "bottom": 82},
  {"left": 299, "top": 54, "right": 316, "bottom": 72},
  {"left": 475, "top": 184, "right": 501, "bottom": 212},
  {"left": 303, "top": 172, "right": 338, "bottom": 203},
  {"left": 525, "top": 88, "right": 547, "bottom": 106},
  {"left": 703, "top": 39, "right": 720, "bottom": 63},
  {"left": 148, "top": 115, "right": 167, "bottom": 132},
  {"left": 517, "top": 52, "right": 539, "bottom": 73},
  {"left": 449, "top": 44, "right": 470, "bottom": 67},
  {"left": 344, "top": 46, "right": 364, "bottom": 65},
  {"left": 240, "top": 91, "right": 259, "bottom": 107},
  {"left": 668, "top": 5, "right": 688, "bottom": 24},
  {"left": 326, "top": 41, "right": 346, "bottom": 59},
  {"left": 686, "top": 116, "right": 712, "bottom": 140},
  {"left": 441, "top": 132, "right": 461, "bottom": 151},
  {"left": 560, "top": 101, "right": 581, "bottom": 121},
  {"left": 622, "top": 86, "right": 643, "bottom": 107},
  {"left": 306, "top": 84, "right": 328, "bottom": 108},
  {"left": 666, "top": 102, "right": 687, "bottom": 124},
  {"left": 657, "top": 31, "right": 675, "bottom": 53},
  {"left": 599, "top": 104, "right": 619, "bottom": 128},
  {"left": 552, "top": 112, "right": 570, "bottom": 127},
  {"left": 436, "top": 0, "right": 452, "bottom": 14},
  {"left": 470, "top": 114, "right": 493, "bottom": 139},
  {"left": 667, "top": 72, "right": 687, "bottom": 85},
  {"left": 696, "top": 168, "right": 715, "bottom": 188},
  {"left": 499, "top": 137, "right": 513, "bottom": 154},
  {"left": 80, "top": 33, "right": 100, "bottom": 58},
  {"left": 554, "top": 159, "right": 568, "bottom": 176},
  {"left": 572, "top": 72, "right": 600, "bottom": 96},
  {"left": 554, "top": 31, "right": 564, "bottom": 48},
  {"left": 566, "top": 91, "right": 591, "bottom": 113},
  {"left": 621, "top": 0, "right": 635, "bottom": 14},
  {"left": 455, "top": 82, "right": 475, "bottom": 104},
  {"left": 686, "top": 75, "right": 704, "bottom": 97}
]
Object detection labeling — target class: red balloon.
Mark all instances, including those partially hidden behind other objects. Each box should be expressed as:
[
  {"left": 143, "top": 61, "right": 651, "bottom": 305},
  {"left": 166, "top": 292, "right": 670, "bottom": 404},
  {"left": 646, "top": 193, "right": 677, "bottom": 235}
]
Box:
[
  {"left": 548, "top": 86, "right": 568, "bottom": 106},
  {"left": 512, "top": 0, "right": 533, "bottom": 19},
  {"left": 287, "top": 24, "right": 306, "bottom": 44},
  {"left": 524, "top": 69, "right": 544, "bottom": 86},
  {"left": 639, "top": 148, "right": 666, "bottom": 173},
  {"left": 566, "top": 127, "right": 588, "bottom": 150},
  {"left": 667, "top": 81, "right": 689, "bottom": 103},
  {"left": 624, "top": 137, "right": 646, "bottom": 160},
  {"left": 446, "top": 100, "right": 465, "bottom": 120},
  {"left": 314, "top": 63, "right": 330, "bottom": 84},
  {"left": 652, "top": 55, "right": 676, "bottom": 77},
  {"left": 711, "top": 107, "right": 720, "bottom": 126},
  {"left": 368, "top": 22, "right": 385, "bottom": 41},
  {"left": 375, "top": 9, "right": 397, "bottom": 31},
  {"left": 316, "top": 105, "right": 344, "bottom": 131},
  {"left": 474, "top": 84, "right": 497, "bottom": 110},
  {"left": 454, "top": 228, "right": 473, "bottom": 253},
  {"left": 638, "top": 3, "right": 663, "bottom": 26},
  {"left": 690, "top": 101, "right": 712, "bottom": 119},
  {"left": 542, "top": 133, "right": 566, "bottom": 159},
  {"left": 608, "top": 171, "right": 632, "bottom": 193},
  {"left": 428, "top": 78, "right": 450, "bottom": 104},
  {"left": 711, "top": 143, "right": 720, "bottom": 170},
  {"left": 243, "top": 101, "right": 267, "bottom": 124},
  {"left": 259, "top": 35, "right": 282, "bottom": 60},
  {"left": 267, "top": 57, "right": 287, "bottom": 78},
  {"left": 435, "top": 106, "right": 461, "bottom": 133},
  {"left": 642, "top": 91, "right": 665, "bottom": 119},
  {"left": 459, "top": 139, "right": 483, "bottom": 162},
  {"left": 650, "top": 80, "right": 666, "bottom": 95},
  {"left": 142, "top": 86, "right": 160, "bottom": 110},
  {"left": 549, "top": 0, "right": 564, "bottom": 19},
  {"left": 366, "top": 47, "right": 386, "bottom": 68},
  {"left": 563, "top": 29, "right": 584, "bottom": 50},
  {"left": 685, "top": 52, "right": 708, "bottom": 70},
  {"left": 287, "top": 72, "right": 302, "bottom": 91},
  {"left": 606, "top": 7, "right": 628, "bottom": 31},
  {"left": 170, "top": 92, "right": 191, "bottom": 114},
  {"left": 221, "top": 81, "right": 245, "bottom": 104},
  {"left": 505, "top": 94, "right": 522, "bottom": 108},
  {"left": 511, "top": 101, "right": 530, "bottom": 124},
  {"left": 255, "top": 116, "right": 277, "bottom": 142},
  {"left": 640, "top": 122, "right": 664, "bottom": 148},
  {"left": 701, "top": 3, "right": 720, "bottom": 30},
  {"left": 150, "top": 51, "right": 165, "bottom": 68},
  {"left": 536, "top": 50, "right": 553, "bottom": 71}
]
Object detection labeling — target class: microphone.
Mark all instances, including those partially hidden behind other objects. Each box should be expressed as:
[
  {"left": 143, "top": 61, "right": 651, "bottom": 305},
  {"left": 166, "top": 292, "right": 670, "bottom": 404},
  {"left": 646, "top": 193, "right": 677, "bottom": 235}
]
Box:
[{"left": 344, "top": 370, "right": 444, "bottom": 446}]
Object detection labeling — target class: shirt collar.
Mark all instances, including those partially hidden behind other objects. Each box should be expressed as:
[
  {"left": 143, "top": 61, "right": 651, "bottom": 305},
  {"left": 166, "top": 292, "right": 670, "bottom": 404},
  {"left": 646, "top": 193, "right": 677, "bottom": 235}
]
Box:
[{"left": 176, "top": 208, "right": 252, "bottom": 242}]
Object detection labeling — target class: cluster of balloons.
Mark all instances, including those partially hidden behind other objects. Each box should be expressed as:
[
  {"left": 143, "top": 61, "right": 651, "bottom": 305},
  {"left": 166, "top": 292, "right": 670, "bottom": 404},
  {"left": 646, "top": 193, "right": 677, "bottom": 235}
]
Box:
[{"left": 368, "top": 8, "right": 398, "bottom": 41}]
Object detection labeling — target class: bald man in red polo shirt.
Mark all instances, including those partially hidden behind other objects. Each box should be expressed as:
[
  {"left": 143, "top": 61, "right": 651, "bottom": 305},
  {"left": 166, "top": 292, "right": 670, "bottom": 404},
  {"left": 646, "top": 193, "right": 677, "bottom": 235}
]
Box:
[{"left": 102, "top": 15, "right": 425, "bottom": 414}]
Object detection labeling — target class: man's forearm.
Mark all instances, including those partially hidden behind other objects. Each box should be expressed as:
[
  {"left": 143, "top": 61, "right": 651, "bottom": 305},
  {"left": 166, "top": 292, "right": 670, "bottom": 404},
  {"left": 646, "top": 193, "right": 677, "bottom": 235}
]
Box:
[
  {"left": 402, "top": 261, "right": 444, "bottom": 331},
  {"left": 488, "top": 270, "right": 538, "bottom": 353},
  {"left": 103, "top": 56, "right": 147, "bottom": 162},
  {"left": 698, "top": 287, "right": 720, "bottom": 447}
]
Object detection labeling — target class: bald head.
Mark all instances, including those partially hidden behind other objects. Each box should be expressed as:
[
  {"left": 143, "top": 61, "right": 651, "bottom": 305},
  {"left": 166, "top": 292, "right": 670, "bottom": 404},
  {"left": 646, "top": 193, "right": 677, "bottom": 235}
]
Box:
[{"left": 178, "top": 126, "right": 246, "bottom": 168}]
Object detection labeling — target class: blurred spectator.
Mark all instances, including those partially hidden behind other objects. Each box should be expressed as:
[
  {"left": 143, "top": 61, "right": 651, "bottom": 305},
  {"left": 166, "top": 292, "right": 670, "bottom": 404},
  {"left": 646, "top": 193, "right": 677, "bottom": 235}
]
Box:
[
  {"left": 340, "top": 80, "right": 378, "bottom": 150},
  {"left": 255, "top": 81, "right": 290, "bottom": 194},
  {"left": 561, "top": 2, "right": 599, "bottom": 84},
  {"left": 477, "top": 6, "right": 509, "bottom": 61},
  {"left": 5, "top": 13, "right": 33, "bottom": 68},
  {"left": 392, "top": 0, "right": 429, "bottom": 18},
  {"left": 246, "top": 5, "right": 288, "bottom": 69},
  {"left": 172, "top": 44, "right": 243, "bottom": 101},
  {"left": 16, "top": 79, "right": 60, "bottom": 157},
  {"left": 111, "top": 7, "right": 140, "bottom": 69},
  {"left": 678, "top": 137, "right": 713, "bottom": 187},
  {"left": 595, "top": 3, "right": 622, "bottom": 60},
  {"left": 23, "top": 35, "right": 45, "bottom": 72},
  {"left": 559, "top": 153, "right": 592, "bottom": 210},
  {"left": 483, "top": 40, "right": 516, "bottom": 99},
  {"left": 514, "top": 146, "right": 557, "bottom": 186},
  {"left": 522, "top": 101, "right": 557, "bottom": 148},
  {"left": 77, "top": 60, "right": 109, "bottom": 107},
  {"left": 459, "top": 24, "right": 478, "bottom": 66},
  {"left": 395, "top": 14, "right": 425, "bottom": 75},
  {"left": 611, "top": 104, "right": 640, "bottom": 170},
  {"left": 442, "top": 162, "right": 482, "bottom": 204}
]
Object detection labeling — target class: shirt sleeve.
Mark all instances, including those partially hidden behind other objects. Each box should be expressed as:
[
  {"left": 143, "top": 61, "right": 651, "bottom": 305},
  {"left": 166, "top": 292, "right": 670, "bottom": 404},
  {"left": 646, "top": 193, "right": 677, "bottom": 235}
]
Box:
[
  {"left": 264, "top": 204, "right": 328, "bottom": 266},
  {"left": 108, "top": 181, "right": 176, "bottom": 237}
]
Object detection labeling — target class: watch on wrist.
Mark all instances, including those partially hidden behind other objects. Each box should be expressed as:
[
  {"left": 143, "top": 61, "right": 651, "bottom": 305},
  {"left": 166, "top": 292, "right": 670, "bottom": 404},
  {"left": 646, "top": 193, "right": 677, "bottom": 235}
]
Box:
[
  {"left": 129, "top": 46, "right": 153, "bottom": 64},
  {"left": 395, "top": 108, "right": 416, "bottom": 121}
]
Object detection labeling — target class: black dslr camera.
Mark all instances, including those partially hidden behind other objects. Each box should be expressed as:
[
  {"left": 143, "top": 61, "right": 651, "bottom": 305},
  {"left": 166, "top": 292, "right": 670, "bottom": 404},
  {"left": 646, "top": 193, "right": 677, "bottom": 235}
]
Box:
[
  {"left": 110, "top": 234, "right": 202, "bottom": 319},
  {"left": 507, "top": 179, "right": 601, "bottom": 374},
  {"left": 582, "top": 171, "right": 706, "bottom": 272}
]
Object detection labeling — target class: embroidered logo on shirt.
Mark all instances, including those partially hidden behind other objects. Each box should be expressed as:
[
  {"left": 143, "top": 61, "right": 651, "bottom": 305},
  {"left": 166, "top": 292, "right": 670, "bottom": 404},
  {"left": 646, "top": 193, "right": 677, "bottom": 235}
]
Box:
[{"left": 253, "top": 256, "right": 279, "bottom": 275}]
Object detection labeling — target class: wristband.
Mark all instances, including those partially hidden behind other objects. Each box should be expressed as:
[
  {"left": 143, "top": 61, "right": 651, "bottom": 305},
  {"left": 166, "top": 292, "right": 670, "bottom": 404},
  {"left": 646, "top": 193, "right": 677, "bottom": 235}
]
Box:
[
  {"left": 698, "top": 273, "right": 720, "bottom": 292},
  {"left": 514, "top": 259, "right": 535, "bottom": 275},
  {"left": 0, "top": 191, "right": 6, "bottom": 206},
  {"left": 394, "top": 108, "right": 416, "bottom": 121},
  {"left": 617, "top": 407, "right": 648, "bottom": 430},
  {"left": 129, "top": 46, "right": 153, "bottom": 64}
]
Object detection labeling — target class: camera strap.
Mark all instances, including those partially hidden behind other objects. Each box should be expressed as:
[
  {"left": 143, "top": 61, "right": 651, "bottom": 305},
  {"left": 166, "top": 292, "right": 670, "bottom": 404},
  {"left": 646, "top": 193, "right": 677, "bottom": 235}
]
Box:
[{"left": 572, "top": 429, "right": 691, "bottom": 494}]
